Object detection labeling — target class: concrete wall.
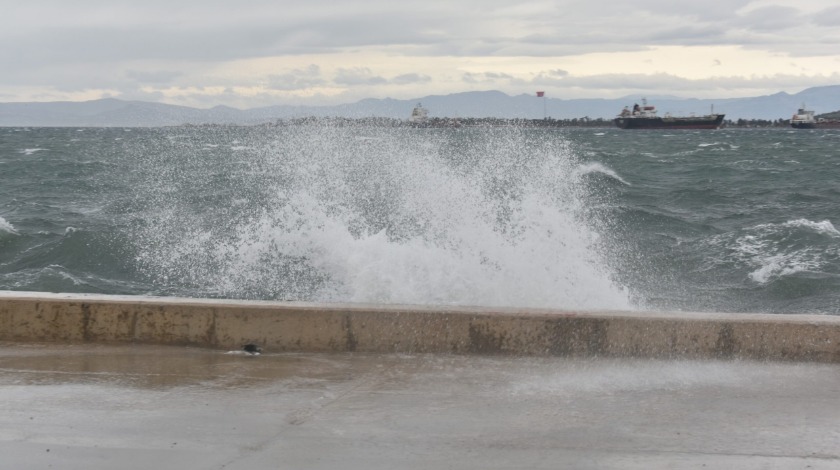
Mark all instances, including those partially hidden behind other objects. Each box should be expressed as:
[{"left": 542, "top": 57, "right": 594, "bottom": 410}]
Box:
[{"left": 2, "top": 292, "right": 840, "bottom": 362}]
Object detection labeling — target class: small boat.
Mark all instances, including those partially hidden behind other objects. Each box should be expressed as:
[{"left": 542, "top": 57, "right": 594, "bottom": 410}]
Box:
[
  {"left": 790, "top": 105, "right": 840, "bottom": 129},
  {"left": 613, "top": 98, "right": 725, "bottom": 130}
]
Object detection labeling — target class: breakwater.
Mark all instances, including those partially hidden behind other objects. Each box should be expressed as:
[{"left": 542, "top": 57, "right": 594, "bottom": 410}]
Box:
[{"left": 2, "top": 292, "right": 839, "bottom": 362}]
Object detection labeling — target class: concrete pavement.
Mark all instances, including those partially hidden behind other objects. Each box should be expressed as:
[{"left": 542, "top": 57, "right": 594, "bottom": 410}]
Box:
[{"left": 2, "top": 342, "right": 839, "bottom": 469}]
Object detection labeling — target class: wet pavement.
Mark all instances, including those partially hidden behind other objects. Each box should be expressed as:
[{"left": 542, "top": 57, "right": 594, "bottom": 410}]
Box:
[{"left": 1, "top": 342, "right": 839, "bottom": 469}]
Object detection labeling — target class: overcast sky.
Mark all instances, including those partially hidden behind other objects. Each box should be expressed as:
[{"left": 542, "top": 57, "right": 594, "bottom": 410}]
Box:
[{"left": 4, "top": 0, "right": 840, "bottom": 108}]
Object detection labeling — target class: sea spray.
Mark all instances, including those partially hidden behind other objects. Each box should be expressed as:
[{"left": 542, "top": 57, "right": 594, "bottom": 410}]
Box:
[{"left": 123, "top": 125, "right": 631, "bottom": 309}]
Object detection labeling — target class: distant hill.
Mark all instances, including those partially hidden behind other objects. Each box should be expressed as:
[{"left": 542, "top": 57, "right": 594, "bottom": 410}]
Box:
[
  {"left": 1, "top": 86, "right": 840, "bottom": 127},
  {"left": 818, "top": 109, "right": 840, "bottom": 120}
]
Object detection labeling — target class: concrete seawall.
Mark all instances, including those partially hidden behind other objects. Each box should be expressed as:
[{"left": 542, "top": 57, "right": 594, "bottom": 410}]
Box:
[{"left": 2, "top": 292, "right": 840, "bottom": 362}]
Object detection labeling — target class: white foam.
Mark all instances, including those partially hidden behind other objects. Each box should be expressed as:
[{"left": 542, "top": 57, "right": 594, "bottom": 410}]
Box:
[
  {"left": 226, "top": 194, "right": 626, "bottom": 309},
  {"left": 131, "top": 127, "right": 632, "bottom": 310},
  {"left": 0, "top": 216, "right": 17, "bottom": 235},
  {"left": 725, "top": 218, "right": 839, "bottom": 284},
  {"left": 748, "top": 254, "right": 815, "bottom": 284},
  {"left": 20, "top": 148, "right": 46, "bottom": 155},
  {"left": 781, "top": 219, "right": 840, "bottom": 237}
]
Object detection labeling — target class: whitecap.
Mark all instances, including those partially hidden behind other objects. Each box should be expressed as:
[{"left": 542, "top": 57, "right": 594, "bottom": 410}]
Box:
[
  {"left": 726, "top": 218, "right": 840, "bottom": 284},
  {"left": 574, "top": 162, "right": 630, "bottom": 186},
  {"left": 742, "top": 219, "right": 840, "bottom": 239},
  {"left": 748, "top": 254, "right": 817, "bottom": 284},
  {"left": 21, "top": 148, "right": 47, "bottom": 155},
  {"left": 0, "top": 216, "right": 18, "bottom": 235},
  {"left": 781, "top": 219, "right": 840, "bottom": 237}
]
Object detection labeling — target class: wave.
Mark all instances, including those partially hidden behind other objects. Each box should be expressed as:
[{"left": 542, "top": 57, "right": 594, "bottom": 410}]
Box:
[
  {"left": 1, "top": 265, "right": 86, "bottom": 290},
  {"left": 748, "top": 254, "right": 819, "bottom": 284},
  {"left": 574, "top": 162, "right": 630, "bottom": 186},
  {"left": 706, "top": 218, "right": 840, "bottom": 285},
  {"left": 6, "top": 126, "right": 839, "bottom": 314},
  {"left": 697, "top": 142, "right": 739, "bottom": 152},
  {"left": 0, "top": 264, "right": 145, "bottom": 294},
  {"left": 776, "top": 219, "right": 840, "bottom": 237},
  {"left": 745, "top": 220, "right": 839, "bottom": 284},
  {"left": 0, "top": 216, "right": 17, "bottom": 235},
  {"left": 124, "top": 126, "right": 632, "bottom": 310}
]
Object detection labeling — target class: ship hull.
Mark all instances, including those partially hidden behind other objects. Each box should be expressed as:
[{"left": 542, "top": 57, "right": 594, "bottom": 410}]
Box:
[
  {"left": 614, "top": 114, "right": 725, "bottom": 130},
  {"left": 791, "top": 121, "right": 840, "bottom": 129}
]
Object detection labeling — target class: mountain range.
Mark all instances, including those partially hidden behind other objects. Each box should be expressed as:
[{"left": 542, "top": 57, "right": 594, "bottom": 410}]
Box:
[{"left": 2, "top": 86, "right": 839, "bottom": 127}]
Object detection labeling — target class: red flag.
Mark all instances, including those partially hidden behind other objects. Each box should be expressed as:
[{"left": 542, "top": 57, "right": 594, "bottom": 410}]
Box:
[{"left": 536, "top": 91, "right": 545, "bottom": 97}]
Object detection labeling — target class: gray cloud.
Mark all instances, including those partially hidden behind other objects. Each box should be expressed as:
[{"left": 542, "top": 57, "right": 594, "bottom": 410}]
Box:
[
  {"left": 125, "top": 69, "right": 183, "bottom": 85},
  {"left": 812, "top": 6, "right": 840, "bottom": 26},
  {"left": 463, "top": 72, "right": 519, "bottom": 84},
  {"left": 392, "top": 73, "right": 432, "bottom": 85},
  {"left": 649, "top": 25, "right": 731, "bottom": 44},
  {"left": 334, "top": 67, "right": 388, "bottom": 86},
  {"left": 2, "top": 1, "right": 831, "bottom": 66},
  {"left": 267, "top": 65, "right": 325, "bottom": 90},
  {"left": 332, "top": 69, "right": 431, "bottom": 87},
  {"left": 735, "top": 6, "right": 803, "bottom": 32},
  {"left": 1, "top": 1, "right": 839, "bottom": 105}
]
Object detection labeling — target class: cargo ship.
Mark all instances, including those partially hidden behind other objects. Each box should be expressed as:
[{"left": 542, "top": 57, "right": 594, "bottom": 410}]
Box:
[
  {"left": 790, "top": 105, "right": 840, "bottom": 129},
  {"left": 613, "top": 99, "right": 725, "bottom": 130}
]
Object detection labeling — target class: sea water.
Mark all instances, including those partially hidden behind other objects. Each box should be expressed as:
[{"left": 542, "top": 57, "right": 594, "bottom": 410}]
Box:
[{"left": 1, "top": 125, "right": 838, "bottom": 314}]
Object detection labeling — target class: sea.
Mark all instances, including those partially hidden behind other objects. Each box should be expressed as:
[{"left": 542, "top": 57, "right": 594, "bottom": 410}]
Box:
[{"left": 1, "top": 125, "right": 839, "bottom": 315}]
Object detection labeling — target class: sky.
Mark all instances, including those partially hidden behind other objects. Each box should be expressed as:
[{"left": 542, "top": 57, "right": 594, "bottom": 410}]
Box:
[{"left": 4, "top": 0, "right": 840, "bottom": 109}]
